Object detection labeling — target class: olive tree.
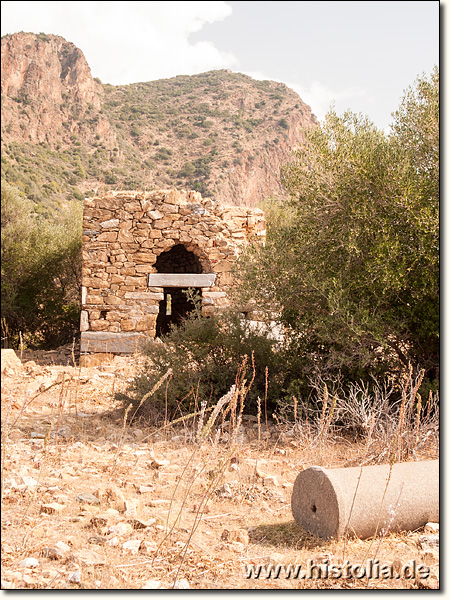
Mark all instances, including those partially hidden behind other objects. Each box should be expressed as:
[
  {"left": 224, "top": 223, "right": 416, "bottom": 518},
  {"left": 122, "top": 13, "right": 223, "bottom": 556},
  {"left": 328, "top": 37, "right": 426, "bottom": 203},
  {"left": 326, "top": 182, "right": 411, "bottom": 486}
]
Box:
[
  {"left": 1, "top": 180, "right": 82, "bottom": 348},
  {"left": 237, "top": 68, "right": 439, "bottom": 389}
]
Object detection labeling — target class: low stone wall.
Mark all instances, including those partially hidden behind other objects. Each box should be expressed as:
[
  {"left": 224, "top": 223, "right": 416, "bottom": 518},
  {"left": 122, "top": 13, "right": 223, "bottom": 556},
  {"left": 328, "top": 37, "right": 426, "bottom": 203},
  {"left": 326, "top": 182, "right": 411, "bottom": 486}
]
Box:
[{"left": 81, "top": 189, "right": 266, "bottom": 354}]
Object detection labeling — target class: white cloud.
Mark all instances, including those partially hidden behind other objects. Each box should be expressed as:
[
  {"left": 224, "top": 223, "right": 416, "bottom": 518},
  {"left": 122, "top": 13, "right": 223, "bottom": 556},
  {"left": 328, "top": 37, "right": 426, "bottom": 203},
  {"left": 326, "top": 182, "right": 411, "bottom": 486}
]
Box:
[
  {"left": 238, "top": 67, "right": 367, "bottom": 123},
  {"left": 1, "top": 1, "right": 238, "bottom": 84},
  {"left": 294, "top": 81, "right": 367, "bottom": 121}
]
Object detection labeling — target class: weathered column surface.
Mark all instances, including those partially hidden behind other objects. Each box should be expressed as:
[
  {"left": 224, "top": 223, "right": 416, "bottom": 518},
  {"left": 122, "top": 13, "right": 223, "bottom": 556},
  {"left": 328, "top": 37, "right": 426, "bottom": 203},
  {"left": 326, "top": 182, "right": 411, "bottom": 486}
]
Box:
[{"left": 291, "top": 460, "right": 439, "bottom": 540}]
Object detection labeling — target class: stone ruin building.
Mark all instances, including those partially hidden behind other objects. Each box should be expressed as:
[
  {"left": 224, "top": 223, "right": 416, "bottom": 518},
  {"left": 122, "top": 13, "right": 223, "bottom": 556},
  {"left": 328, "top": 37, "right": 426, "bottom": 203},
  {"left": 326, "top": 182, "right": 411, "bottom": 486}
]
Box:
[{"left": 80, "top": 189, "right": 266, "bottom": 355}]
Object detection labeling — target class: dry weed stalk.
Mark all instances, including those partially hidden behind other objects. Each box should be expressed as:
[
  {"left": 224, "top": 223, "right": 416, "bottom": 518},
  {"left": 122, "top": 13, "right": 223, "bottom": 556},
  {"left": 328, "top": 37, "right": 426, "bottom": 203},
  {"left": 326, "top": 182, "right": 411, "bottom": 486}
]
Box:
[
  {"left": 264, "top": 365, "right": 269, "bottom": 431},
  {"left": 257, "top": 396, "right": 262, "bottom": 443},
  {"left": 318, "top": 383, "right": 329, "bottom": 434},
  {"left": 108, "top": 368, "right": 173, "bottom": 477},
  {"left": 159, "top": 356, "right": 255, "bottom": 588},
  {"left": 415, "top": 393, "right": 423, "bottom": 449}
]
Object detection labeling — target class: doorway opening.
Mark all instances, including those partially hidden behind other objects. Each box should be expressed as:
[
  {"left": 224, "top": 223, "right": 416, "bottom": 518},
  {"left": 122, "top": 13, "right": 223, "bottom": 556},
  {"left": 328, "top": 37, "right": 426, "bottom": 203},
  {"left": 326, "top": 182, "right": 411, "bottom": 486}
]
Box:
[
  {"left": 154, "top": 244, "right": 203, "bottom": 337},
  {"left": 155, "top": 287, "right": 201, "bottom": 337}
]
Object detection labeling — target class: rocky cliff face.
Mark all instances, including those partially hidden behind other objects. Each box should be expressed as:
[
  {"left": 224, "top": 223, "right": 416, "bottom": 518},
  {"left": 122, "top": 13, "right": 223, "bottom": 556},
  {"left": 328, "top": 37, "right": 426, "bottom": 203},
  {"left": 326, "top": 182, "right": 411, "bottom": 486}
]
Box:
[
  {"left": 1, "top": 32, "right": 318, "bottom": 208},
  {"left": 1, "top": 32, "right": 116, "bottom": 148}
]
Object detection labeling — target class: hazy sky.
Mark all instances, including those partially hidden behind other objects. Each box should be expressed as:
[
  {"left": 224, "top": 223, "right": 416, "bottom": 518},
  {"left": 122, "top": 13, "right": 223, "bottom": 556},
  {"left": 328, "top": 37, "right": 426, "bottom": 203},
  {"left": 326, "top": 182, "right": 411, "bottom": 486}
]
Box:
[{"left": 1, "top": 1, "right": 440, "bottom": 130}]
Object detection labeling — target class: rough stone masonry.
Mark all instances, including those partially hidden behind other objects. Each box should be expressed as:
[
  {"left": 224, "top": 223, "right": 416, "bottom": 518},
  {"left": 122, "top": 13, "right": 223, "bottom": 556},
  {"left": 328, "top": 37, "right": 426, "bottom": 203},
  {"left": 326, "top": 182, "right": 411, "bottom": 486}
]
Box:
[{"left": 80, "top": 189, "right": 266, "bottom": 355}]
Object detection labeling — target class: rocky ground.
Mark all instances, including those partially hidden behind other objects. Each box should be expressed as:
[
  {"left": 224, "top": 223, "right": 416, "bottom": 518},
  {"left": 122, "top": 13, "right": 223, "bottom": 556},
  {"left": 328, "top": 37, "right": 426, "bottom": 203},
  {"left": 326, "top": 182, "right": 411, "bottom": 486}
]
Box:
[{"left": 1, "top": 347, "right": 439, "bottom": 590}]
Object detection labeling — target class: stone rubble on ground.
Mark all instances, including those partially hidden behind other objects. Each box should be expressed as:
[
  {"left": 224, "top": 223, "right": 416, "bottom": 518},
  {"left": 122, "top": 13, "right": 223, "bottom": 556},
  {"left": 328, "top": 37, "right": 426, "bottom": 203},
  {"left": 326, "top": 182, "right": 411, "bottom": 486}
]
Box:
[
  {"left": 1, "top": 349, "right": 23, "bottom": 375},
  {"left": 67, "top": 569, "right": 81, "bottom": 584},
  {"left": 216, "top": 482, "right": 233, "bottom": 498},
  {"left": 19, "top": 558, "right": 39, "bottom": 569},
  {"left": 1, "top": 345, "right": 439, "bottom": 590},
  {"left": 424, "top": 522, "right": 439, "bottom": 534},
  {"left": 141, "top": 580, "right": 161, "bottom": 589},
  {"left": 122, "top": 539, "right": 142, "bottom": 554}
]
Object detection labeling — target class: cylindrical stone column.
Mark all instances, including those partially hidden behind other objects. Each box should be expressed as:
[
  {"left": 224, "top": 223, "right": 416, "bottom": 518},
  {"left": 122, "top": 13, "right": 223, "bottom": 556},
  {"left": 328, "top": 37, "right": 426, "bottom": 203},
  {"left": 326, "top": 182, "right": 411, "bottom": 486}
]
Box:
[{"left": 291, "top": 460, "right": 439, "bottom": 540}]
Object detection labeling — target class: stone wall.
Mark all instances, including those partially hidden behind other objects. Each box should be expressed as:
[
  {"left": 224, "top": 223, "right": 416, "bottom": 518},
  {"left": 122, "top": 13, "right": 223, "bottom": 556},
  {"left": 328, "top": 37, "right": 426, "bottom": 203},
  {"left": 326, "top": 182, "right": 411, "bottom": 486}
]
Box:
[{"left": 80, "top": 189, "right": 266, "bottom": 354}]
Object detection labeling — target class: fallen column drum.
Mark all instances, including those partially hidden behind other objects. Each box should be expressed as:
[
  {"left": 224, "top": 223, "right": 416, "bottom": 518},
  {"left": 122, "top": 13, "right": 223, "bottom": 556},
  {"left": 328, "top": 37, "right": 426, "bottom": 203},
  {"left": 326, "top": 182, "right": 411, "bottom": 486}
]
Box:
[{"left": 291, "top": 460, "right": 439, "bottom": 540}]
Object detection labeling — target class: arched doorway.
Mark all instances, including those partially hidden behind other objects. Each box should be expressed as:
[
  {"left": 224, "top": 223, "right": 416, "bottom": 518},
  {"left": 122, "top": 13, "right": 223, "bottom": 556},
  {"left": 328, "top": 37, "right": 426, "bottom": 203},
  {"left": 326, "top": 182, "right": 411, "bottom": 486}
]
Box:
[{"left": 154, "top": 244, "right": 203, "bottom": 337}]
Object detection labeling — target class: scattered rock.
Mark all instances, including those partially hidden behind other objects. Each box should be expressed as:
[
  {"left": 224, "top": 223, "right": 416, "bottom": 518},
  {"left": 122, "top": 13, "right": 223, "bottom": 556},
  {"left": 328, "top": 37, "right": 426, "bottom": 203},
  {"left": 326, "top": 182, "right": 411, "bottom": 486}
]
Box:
[
  {"left": 221, "top": 529, "right": 249, "bottom": 545},
  {"left": 262, "top": 475, "right": 280, "bottom": 487},
  {"left": 23, "top": 360, "right": 39, "bottom": 373},
  {"left": 106, "top": 536, "right": 120, "bottom": 547},
  {"left": 419, "top": 534, "right": 439, "bottom": 550},
  {"left": 40, "top": 502, "right": 66, "bottom": 515},
  {"left": 1, "top": 349, "right": 22, "bottom": 375},
  {"left": 76, "top": 549, "right": 106, "bottom": 566},
  {"left": 146, "top": 499, "right": 170, "bottom": 507},
  {"left": 55, "top": 541, "right": 71, "bottom": 553},
  {"left": 41, "top": 546, "right": 64, "bottom": 560},
  {"left": 20, "top": 475, "right": 39, "bottom": 490},
  {"left": 173, "top": 578, "right": 190, "bottom": 589},
  {"left": 19, "top": 558, "right": 39, "bottom": 569},
  {"left": 140, "top": 540, "right": 158, "bottom": 554},
  {"left": 128, "top": 517, "right": 156, "bottom": 530},
  {"left": 50, "top": 427, "right": 71, "bottom": 439},
  {"left": 67, "top": 569, "right": 81, "bottom": 584},
  {"left": 122, "top": 539, "right": 141, "bottom": 554},
  {"left": 108, "top": 522, "right": 133, "bottom": 536},
  {"left": 274, "top": 448, "right": 286, "bottom": 455},
  {"left": 124, "top": 498, "right": 138, "bottom": 517},
  {"left": 235, "top": 427, "right": 249, "bottom": 444},
  {"left": 255, "top": 466, "right": 268, "bottom": 479},
  {"left": 141, "top": 580, "right": 161, "bottom": 589},
  {"left": 424, "top": 522, "right": 439, "bottom": 534},
  {"left": 132, "top": 428, "right": 145, "bottom": 440},
  {"left": 138, "top": 485, "right": 154, "bottom": 494},
  {"left": 90, "top": 515, "right": 109, "bottom": 528},
  {"left": 216, "top": 483, "right": 232, "bottom": 498},
  {"left": 150, "top": 457, "right": 170, "bottom": 469},
  {"left": 76, "top": 493, "right": 100, "bottom": 505},
  {"left": 230, "top": 541, "right": 245, "bottom": 553},
  {"left": 88, "top": 536, "right": 107, "bottom": 545},
  {"left": 101, "top": 487, "right": 125, "bottom": 511}
]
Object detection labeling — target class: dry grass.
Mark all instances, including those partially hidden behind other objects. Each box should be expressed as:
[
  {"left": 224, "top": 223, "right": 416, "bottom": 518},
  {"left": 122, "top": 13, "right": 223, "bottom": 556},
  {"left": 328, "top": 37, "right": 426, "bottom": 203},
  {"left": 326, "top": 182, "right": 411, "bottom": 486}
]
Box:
[{"left": 1, "top": 348, "right": 439, "bottom": 589}]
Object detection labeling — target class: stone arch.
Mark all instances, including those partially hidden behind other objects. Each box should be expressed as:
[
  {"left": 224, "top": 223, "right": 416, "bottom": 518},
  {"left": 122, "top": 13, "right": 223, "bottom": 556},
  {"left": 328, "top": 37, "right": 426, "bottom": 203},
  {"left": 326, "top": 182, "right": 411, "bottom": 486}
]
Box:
[
  {"left": 153, "top": 241, "right": 212, "bottom": 275},
  {"left": 154, "top": 243, "right": 203, "bottom": 274}
]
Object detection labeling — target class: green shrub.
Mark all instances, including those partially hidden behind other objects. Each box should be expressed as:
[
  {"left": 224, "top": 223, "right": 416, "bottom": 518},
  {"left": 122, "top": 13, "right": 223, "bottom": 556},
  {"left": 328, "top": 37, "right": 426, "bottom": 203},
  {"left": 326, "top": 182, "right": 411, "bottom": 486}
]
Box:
[
  {"left": 116, "top": 307, "right": 292, "bottom": 424},
  {"left": 1, "top": 181, "right": 82, "bottom": 349}
]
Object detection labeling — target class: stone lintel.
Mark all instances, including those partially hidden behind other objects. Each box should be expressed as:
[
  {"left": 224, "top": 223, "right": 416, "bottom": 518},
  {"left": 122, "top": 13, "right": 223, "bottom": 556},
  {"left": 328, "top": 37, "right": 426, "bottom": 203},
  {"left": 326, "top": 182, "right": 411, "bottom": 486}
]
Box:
[
  {"left": 80, "top": 332, "right": 149, "bottom": 354},
  {"left": 147, "top": 273, "right": 216, "bottom": 288}
]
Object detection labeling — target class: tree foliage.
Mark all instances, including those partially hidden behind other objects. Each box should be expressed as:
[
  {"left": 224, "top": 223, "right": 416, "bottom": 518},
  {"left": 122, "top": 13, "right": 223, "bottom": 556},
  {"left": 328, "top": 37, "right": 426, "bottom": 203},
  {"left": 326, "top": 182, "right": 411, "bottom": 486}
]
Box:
[
  {"left": 236, "top": 68, "right": 439, "bottom": 389},
  {"left": 1, "top": 180, "right": 82, "bottom": 348}
]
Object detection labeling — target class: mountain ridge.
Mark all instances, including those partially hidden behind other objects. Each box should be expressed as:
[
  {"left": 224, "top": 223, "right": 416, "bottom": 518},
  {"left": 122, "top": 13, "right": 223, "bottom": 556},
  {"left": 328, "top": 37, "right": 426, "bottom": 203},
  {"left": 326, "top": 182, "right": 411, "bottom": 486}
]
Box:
[{"left": 1, "top": 32, "right": 318, "bottom": 210}]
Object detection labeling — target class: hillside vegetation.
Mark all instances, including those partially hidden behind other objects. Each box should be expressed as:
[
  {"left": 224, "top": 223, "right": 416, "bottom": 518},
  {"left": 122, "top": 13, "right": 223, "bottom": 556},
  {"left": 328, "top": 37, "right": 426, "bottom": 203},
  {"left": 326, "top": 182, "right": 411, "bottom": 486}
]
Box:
[{"left": 1, "top": 33, "right": 317, "bottom": 215}]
